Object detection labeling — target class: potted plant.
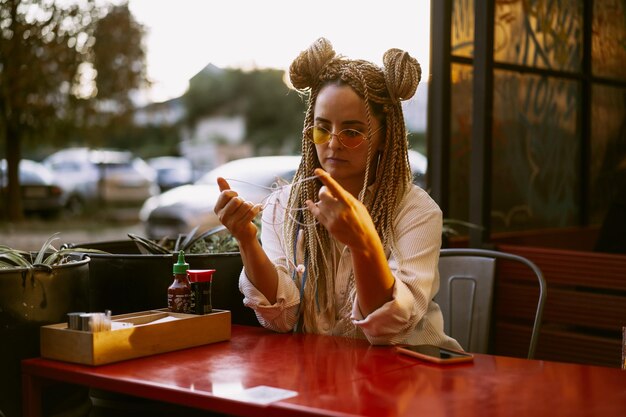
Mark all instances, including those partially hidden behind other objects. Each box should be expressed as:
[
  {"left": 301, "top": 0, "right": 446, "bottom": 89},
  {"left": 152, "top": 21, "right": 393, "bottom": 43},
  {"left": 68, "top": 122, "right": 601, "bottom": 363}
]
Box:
[
  {"left": 64, "top": 226, "right": 258, "bottom": 327},
  {"left": 0, "top": 234, "right": 99, "bottom": 417}
]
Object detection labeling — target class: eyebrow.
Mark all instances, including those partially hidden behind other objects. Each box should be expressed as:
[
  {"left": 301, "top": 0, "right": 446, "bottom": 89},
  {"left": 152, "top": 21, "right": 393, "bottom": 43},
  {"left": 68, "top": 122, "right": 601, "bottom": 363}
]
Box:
[{"left": 314, "top": 117, "right": 367, "bottom": 127}]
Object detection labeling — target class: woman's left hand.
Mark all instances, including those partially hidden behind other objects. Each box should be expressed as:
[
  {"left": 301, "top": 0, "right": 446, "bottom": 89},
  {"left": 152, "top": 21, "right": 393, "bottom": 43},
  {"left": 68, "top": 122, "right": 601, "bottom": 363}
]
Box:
[{"left": 305, "top": 168, "right": 377, "bottom": 251}]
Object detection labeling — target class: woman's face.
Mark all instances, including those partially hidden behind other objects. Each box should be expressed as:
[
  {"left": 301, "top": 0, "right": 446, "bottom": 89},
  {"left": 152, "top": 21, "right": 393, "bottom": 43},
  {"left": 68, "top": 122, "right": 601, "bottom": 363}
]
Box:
[{"left": 312, "top": 84, "right": 384, "bottom": 197}]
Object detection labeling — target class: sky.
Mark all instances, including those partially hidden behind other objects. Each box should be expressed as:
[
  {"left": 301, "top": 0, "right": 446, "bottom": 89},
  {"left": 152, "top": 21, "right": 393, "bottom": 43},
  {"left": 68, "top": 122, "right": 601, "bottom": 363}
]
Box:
[{"left": 127, "top": 0, "right": 431, "bottom": 104}]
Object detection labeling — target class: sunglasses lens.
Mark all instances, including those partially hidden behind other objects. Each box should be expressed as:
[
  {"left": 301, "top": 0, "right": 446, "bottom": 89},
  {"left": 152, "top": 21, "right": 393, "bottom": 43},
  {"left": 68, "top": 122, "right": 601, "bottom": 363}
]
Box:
[
  {"left": 308, "top": 127, "right": 367, "bottom": 148},
  {"left": 338, "top": 130, "right": 365, "bottom": 148},
  {"left": 312, "top": 127, "right": 331, "bottom": 144}
]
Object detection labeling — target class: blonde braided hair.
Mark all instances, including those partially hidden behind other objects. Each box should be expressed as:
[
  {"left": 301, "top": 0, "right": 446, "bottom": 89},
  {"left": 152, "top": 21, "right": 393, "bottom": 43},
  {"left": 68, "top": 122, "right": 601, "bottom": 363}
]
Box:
[{"left": 286, "top": 38, "right": 421, "bottom": 335}]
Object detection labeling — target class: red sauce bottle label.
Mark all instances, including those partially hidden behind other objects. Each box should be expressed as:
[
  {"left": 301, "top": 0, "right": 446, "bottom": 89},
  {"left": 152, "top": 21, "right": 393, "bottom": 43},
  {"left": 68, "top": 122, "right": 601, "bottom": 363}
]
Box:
[
  {"left": 168, "top": 273, "right": 191, "bottom": 313},
  {"left": 169, "top": 251, "right": 191, "bottom": 313}
]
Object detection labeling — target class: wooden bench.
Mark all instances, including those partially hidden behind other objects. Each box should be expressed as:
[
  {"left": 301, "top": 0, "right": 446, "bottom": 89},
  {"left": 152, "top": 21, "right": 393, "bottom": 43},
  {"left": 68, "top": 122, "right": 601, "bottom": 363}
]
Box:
[
  {"left": 492, "top": 243, "right": 626, "bottom": 367},
  {"left": 448, "top": 227, "right": 626, "bottom": 367}
]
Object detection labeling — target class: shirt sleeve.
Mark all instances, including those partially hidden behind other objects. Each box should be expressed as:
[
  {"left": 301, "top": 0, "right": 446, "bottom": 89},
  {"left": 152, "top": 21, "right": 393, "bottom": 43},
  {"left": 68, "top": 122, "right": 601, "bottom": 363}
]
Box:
[
  {"left": 351, "top": 186, "right": 443, "bottom": 345},
  {"left": 238, "top": 188, "right": 301, "bottom": 332}
]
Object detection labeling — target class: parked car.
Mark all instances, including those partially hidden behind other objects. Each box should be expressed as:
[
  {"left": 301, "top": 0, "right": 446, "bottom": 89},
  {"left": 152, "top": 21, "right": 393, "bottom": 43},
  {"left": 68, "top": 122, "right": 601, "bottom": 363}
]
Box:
[
  {"left": 0, "top": 159, "right": 84, "bottom": 217},
  {"left": 140, "top": 151, "right": 428, "bottom": 240},
  {"left": 147, "top": 156, "right": 195, "bottom": 192},
  {"left": 43, "top": 147, "right": 158, "bottom": 207},
  {"left": 140, "top": 155, "right": 301, "bottom": 239}
]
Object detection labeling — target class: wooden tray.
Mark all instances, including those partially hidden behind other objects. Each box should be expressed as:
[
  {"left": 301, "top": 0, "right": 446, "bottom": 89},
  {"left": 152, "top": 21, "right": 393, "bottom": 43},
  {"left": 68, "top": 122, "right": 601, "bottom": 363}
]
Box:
[{"left": 40, "top": 309, "right": 231, "bottom": 365}]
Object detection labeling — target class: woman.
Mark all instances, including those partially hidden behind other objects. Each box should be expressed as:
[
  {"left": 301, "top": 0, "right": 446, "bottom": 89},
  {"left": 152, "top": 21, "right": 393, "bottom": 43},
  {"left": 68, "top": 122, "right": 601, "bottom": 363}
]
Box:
[{"left": 215, "top": 38, "right": 460, "bottom": 349}]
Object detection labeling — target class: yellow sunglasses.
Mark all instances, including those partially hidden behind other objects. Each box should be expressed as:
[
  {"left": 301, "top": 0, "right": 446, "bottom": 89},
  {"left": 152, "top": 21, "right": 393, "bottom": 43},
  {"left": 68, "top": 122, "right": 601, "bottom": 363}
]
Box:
[{"left": 305, "top": 125, "right": 383, "bottom": 149}]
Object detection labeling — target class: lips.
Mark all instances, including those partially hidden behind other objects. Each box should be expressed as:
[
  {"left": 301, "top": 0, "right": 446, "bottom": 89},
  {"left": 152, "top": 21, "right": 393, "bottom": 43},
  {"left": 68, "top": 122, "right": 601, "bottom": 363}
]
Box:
[{"left": 324, "top": 156, "right": 347, "bottom": 164}]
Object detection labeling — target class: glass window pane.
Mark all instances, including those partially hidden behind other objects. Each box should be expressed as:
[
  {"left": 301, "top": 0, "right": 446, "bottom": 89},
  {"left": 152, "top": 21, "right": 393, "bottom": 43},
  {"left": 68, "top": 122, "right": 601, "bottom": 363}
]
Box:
[
  {"left": 491, "top": 71, "right": 580, "bottom": 231},
  {"left": 494, "top": 0, "right": 582, "bottom": 72},
  {"left": 449, "top": 63, "right": 473, "bottom": 224},
  {"left": 592, "top": 0, "right": 626, "bottom": 80},
  {"left": 452, "top": 0, "right": 475, "bottom": 58},
  {"left": 590, "top": 84, "right": 626, "bottom": 226}
]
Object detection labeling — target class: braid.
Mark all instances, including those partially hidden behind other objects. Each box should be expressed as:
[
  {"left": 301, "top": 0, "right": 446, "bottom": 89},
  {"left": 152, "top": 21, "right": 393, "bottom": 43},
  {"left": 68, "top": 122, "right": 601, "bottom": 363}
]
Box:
[{"left": 286, "top": 38, "right": 421, "bottom": 333}]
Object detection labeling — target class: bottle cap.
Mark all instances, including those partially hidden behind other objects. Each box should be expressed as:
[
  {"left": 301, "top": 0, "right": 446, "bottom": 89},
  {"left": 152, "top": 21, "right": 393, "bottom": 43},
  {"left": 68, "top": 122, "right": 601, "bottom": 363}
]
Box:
[
  {"left": 173, "top": 250, "right": 189, "bottom": 274},
  {"left": 187, "top": 269, "right": 215, "bottom": 283}
]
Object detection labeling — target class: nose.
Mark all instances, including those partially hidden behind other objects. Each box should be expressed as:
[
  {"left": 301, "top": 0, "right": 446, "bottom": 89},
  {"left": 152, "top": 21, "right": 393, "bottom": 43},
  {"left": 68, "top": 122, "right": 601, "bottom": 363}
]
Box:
[{"left": 327, "top": 130, "right": 343, "bottom": 149}]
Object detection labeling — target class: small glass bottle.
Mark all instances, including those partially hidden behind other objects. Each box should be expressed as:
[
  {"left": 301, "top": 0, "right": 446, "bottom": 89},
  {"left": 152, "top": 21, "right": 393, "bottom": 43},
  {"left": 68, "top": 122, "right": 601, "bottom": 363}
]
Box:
[
  {"left": 168, "top": 250, "right": 191, "bottom": 313},
  {"left": 188, "top": 269, "right": 215, "bottom": 315}
]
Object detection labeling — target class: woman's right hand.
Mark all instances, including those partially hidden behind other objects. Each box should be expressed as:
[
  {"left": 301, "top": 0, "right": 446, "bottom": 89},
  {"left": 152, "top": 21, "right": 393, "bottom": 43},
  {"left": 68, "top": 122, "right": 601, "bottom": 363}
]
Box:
[{"left": 214, "top": 177, "right": 262, "bottom": 244}]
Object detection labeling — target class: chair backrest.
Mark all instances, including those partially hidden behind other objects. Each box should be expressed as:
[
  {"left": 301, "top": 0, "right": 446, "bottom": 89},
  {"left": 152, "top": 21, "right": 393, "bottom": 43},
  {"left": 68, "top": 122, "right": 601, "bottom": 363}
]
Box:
[
  {"left": 436, "top": 254, "right": 496, "bottom": 355},
  {"left": 435, "top": 248, "right": 547, "bottom": 359}
]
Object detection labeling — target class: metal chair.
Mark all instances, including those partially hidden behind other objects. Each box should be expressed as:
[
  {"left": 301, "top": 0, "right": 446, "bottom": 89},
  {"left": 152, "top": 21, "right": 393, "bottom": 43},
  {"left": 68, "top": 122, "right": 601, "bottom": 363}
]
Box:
[{"left": 435, "top": 248, "right": 547, "bottom": 359}]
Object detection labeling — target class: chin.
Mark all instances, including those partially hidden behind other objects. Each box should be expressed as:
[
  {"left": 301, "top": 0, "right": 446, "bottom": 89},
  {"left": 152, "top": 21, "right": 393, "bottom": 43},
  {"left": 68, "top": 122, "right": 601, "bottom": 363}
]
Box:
[{"left": 320, "top": 165, "right": 344, "bottom": 178}]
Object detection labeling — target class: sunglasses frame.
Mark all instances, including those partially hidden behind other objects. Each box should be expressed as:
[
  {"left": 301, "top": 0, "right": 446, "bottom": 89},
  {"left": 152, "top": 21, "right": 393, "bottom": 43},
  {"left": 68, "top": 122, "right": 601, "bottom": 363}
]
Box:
[{"left": 305, "top": 125, "right": 384, "bottom": 149}]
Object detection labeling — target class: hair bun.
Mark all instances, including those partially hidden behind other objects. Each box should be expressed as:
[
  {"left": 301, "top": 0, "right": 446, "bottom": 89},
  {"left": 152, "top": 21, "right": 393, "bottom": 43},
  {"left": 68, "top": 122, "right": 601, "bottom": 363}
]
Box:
[
  {"left": 383, "top": 48, "right": 421, "bottom": 101},
  {"left": 289, "top": 37, "right": 336, "bottom": 90}
]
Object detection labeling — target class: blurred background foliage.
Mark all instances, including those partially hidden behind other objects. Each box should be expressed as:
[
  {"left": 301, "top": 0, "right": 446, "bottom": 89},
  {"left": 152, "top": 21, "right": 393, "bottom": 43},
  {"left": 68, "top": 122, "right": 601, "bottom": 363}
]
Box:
[
  {"left": 183, "top": 66, "right": 307, "bottom": 155},
  {"left": 0, "top": 0, "right": 148, "bottom": 220}
]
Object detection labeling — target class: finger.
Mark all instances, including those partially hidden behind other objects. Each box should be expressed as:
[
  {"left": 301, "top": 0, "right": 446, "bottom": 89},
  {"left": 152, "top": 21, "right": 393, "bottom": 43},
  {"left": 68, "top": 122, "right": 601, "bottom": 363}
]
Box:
[
  {"left": 217, "top": 177, "right": 231, "bottom": 192},
  {"left": 305, "top": 199, "right": 318, "bottom": 215},
  {"left": 295, "top": 229, "right": 305, "bottom": 267},
  {"left": 226, "top": 197, "right": 261, "bottom": 221},
  {"left": 242, "top": 200, "right": 262, "bottom": 217},
  {"left": 218, "top": 197, "right": 244, "bottom": 224},
  {"left": 232, "top": 201, "right": 261, "bottom": 224},
  {"left": 317, "top": 186, "right": 336, "bottom": 205},
  {"left": 314, "top": 168, "right": 351, "bottom": 204},
  {"left": 225, "top": 196, "right": 245, "bottom": 213},
  {"left": 214, "top": 188, "right": 238, "bottom": 214}
]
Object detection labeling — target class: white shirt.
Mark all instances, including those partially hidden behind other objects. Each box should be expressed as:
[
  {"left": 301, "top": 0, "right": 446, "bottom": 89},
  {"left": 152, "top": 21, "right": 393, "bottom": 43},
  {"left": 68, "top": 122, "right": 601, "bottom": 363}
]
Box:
[{"left": 239, "top": 184, "right": 461, "bottom": 349}]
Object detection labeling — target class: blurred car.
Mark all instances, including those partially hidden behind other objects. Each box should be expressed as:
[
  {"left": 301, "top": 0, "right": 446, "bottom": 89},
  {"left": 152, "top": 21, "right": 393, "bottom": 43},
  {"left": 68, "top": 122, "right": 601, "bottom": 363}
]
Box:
[
  {"left": 0, "top": 158, "right": 85, "bottom": 217},
  {"left": 43, "top": 147, "right": 158, "bottom": 206},
  {"left": 147, "top": 156, "right": 195, "bottom": 192},
  {"left": 408, "top": 149, "right": 428, "bottom": 189},
  {"left": 140, "top": 155, "right": 301, "bottom": 239}
]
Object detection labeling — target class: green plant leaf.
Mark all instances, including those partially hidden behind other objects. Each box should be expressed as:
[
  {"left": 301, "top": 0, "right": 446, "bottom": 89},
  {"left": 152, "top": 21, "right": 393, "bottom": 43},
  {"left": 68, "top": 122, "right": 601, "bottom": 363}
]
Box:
[
  {"left": 0, "top": 250, "right": 32, "bottom": 268},
  {"left": 0, "top": 237, "right": 110, "bottom": 269},
  {"left": 34, "top": 233, "right": 61, "bottom": 264},
  {"left": 43, "top": 248, "right": 108, "bottom": 265},
  {"left": 175, "top": 226, "right": 200, "bottom": 252},
  {"left": 180, "top": 225, "right": 227, "bottom": 252},
  {"left": 128, "top": 233, "right": 170, "bottom": 254}
]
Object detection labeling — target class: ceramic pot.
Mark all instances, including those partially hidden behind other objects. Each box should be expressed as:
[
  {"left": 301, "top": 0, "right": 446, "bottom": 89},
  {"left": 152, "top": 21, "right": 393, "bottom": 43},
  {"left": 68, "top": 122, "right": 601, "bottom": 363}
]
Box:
[{"left": 0, "top": 255, "right": 90, "bottom": 417}]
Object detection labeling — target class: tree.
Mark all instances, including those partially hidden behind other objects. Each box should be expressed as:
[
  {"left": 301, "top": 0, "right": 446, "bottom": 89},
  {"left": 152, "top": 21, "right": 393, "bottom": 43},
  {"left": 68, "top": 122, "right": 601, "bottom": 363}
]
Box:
[
  {"left": 0, "top": 0, "right": 147, "bottom": 221},
  {"left": 182, "top": 66, "right": 306, "bottom": 154},
  {"left": 87, "top": 3, "right": 148, "bottom": 145},
  {"left": 242, "top": 69, "right": 305, "bottom": 154}
]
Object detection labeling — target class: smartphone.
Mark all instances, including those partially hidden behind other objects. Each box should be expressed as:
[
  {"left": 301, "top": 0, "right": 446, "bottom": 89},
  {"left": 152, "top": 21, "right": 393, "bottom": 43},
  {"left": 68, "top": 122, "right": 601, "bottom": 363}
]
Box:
[{"left": 396, "top": 344, "right": 474, "bottom": 364}]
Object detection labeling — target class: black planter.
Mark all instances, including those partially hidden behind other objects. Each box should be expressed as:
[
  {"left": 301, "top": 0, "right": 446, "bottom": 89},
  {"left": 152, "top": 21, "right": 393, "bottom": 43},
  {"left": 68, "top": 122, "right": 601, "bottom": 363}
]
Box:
[
  {"left": 73, "top": 240, "right": 260, "bottom": 327},
  {"left": 0, "top": 255, "right": 90, "bottom": 417}
]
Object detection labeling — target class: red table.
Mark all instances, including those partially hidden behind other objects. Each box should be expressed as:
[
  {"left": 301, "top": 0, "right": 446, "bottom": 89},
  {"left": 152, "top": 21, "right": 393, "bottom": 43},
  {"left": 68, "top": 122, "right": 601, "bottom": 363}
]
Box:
[{"left": 22, "top": 325, "right": 626, "bottom": 417}]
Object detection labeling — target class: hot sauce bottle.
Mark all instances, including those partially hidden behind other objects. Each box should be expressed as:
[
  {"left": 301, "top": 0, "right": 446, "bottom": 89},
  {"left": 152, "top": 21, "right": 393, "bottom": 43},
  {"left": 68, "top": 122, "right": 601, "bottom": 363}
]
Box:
[{"left": 168, "top": 250, "right": 191, "bottom": 313}]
